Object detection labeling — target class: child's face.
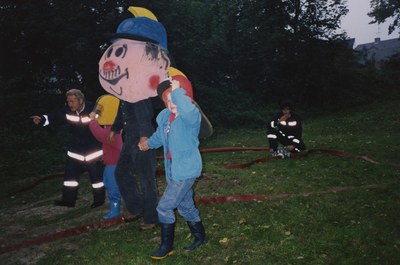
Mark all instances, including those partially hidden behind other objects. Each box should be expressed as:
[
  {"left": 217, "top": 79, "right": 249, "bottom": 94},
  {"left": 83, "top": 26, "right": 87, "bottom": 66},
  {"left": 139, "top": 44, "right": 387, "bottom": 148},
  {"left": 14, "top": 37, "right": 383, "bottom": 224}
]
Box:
[{"left": 167, "top": 93, "right": 178, "bottom": 115}]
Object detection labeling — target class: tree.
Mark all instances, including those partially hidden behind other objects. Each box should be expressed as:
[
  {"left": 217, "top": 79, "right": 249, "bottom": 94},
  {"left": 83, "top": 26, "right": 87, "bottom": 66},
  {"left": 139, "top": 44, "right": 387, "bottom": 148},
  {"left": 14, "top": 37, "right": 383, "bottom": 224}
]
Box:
[
  {"left": 0, "top": 0, "right": 372, "bottom": 129},
  {"left": 368, "top": 0, "right": 400, "bottom": 35},
  {"left": 0, "top": 0, "right": 137, "bottom": 98}
]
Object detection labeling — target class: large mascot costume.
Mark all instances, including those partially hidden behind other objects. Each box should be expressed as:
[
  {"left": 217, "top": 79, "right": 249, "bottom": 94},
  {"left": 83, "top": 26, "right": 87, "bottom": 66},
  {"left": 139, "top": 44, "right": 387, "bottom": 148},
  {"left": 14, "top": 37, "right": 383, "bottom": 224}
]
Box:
[
  {"left": 98, "top": 7, "right": 170, "bottom": 229},
  {"left": 89, "top": 95, "right": 123, "bottom": 219}
]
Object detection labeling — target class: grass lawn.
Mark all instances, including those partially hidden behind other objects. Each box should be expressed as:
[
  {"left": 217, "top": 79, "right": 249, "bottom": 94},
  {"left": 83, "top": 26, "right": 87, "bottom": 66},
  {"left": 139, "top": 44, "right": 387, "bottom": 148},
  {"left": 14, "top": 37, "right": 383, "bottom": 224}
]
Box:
[{"left": 0, "top": 99, "right": 399, "bottom": 264}]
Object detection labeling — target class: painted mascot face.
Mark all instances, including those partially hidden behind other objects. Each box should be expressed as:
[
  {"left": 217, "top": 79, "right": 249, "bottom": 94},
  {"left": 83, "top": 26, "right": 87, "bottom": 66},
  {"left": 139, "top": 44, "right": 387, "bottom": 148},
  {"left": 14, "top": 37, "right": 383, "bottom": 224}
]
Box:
[{"left": 99, "top": 39, "right": 170, "bottom": 103}]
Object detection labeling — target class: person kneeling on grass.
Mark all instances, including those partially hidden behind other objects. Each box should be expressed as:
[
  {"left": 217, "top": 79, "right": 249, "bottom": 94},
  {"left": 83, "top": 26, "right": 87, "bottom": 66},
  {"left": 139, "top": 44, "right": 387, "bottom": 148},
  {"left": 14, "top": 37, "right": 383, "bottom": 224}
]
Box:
[
  {"left": 266, "top": 100, "right": 306, "bottom": 158},
  {"left": 139, "top": 76, "right": 208, "bottom": 259}
]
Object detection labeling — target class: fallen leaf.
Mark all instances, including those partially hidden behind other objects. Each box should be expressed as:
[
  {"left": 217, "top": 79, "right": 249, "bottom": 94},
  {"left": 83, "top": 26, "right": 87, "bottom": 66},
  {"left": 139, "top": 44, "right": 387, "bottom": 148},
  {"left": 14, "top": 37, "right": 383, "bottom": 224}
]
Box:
[{"left": 219, "top": 237, "right": 229, "bottom": 244}]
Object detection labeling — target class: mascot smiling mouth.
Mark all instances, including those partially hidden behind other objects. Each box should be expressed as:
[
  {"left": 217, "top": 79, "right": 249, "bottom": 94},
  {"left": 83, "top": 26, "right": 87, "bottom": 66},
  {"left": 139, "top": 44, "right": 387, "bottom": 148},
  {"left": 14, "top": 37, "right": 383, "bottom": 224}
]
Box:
[{"left": 99, "top": 66, "right": 129, "bottom": 86}]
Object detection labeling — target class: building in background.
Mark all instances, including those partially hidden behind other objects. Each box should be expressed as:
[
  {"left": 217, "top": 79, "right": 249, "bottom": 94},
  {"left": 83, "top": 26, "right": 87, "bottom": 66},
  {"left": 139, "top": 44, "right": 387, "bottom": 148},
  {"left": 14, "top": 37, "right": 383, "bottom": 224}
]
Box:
[{"left": 355, "top": 38, "right": 400, "bottom": 69}]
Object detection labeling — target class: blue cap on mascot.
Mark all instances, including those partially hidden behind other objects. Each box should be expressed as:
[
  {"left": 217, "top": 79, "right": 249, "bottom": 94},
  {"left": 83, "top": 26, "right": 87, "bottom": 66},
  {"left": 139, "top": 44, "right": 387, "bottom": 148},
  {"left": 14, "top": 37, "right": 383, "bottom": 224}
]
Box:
[{"left": 108, "top": 17, "right": 168, "bottom": 50}]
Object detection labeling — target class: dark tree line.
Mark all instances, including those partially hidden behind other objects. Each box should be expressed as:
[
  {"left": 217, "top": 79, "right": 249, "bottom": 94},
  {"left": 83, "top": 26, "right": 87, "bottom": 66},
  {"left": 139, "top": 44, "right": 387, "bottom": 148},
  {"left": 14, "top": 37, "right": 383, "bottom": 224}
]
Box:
[{"left": 1, "top": 0, "right": 398, "bottom": 129}]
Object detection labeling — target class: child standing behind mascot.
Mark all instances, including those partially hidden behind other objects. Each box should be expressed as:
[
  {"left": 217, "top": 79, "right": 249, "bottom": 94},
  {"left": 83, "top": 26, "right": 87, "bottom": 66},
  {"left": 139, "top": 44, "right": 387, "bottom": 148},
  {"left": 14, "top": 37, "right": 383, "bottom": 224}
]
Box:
[
  {"left": 88, "top": 95, "right": 123, "bottom": 219},
  {"left": 139, "top": 76, "right": 208, "bottom": 259}
]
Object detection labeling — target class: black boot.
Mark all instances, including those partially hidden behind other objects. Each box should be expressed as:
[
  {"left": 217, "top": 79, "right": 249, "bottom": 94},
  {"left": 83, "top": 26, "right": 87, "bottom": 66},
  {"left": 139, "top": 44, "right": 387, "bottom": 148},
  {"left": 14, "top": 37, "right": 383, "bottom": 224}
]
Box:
[
  {"left": 184, "top": 221, "right": 208, "bottom": 251},
  {"left": 150, "top": 223, "right": 175, "bottom": 259},
  {"left": 54, "top": 200, "right": 75, "bottom": 207}
]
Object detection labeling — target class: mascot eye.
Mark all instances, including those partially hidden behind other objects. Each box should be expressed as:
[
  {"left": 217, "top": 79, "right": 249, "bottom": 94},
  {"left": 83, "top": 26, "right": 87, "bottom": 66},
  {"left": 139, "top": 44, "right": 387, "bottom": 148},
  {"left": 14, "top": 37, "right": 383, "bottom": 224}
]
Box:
[
  {"left": 115, "top": 47, "right": 124, "bottom": 57},
  {"left": 114, "top": 44, "right": 127, "bottom": 59},
  {"left": 107, "top": 48, "right": 114, "bottom": 58}
]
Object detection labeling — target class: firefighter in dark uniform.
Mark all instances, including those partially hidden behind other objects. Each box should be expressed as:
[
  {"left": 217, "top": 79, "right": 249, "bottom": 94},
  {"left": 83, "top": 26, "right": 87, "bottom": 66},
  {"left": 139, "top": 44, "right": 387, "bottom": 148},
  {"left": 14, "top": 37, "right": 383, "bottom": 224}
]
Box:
[
  {"left": 31, "top": 89, "right": 105, "bottom": 208},
  {"left": 267, "top": 100, "right": 306, "bottom": 157}
]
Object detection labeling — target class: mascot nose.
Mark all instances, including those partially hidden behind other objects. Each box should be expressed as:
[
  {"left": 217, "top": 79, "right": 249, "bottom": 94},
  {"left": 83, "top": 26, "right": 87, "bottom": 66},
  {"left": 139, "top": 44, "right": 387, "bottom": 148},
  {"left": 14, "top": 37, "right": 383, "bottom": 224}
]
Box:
[{"left": 103, "top": 61, "right": 116, "bottom": 71}]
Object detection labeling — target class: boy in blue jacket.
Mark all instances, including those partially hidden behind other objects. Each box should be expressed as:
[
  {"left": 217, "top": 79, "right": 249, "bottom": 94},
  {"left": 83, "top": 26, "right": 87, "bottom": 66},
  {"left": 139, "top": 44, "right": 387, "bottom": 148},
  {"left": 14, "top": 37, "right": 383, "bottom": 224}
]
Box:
[{"left": 139, "top": 76, "right": 208, "bottom": 259}]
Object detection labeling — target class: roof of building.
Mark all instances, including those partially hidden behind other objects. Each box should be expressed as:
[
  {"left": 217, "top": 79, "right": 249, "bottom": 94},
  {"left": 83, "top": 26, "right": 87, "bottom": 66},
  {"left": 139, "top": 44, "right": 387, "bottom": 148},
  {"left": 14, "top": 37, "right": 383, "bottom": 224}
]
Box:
[
  {"left": 347, "top": 38, "right": 355, "bottom": 49},
  {"left": 354, "top": 37, "right": 400, "bottom": 62}
]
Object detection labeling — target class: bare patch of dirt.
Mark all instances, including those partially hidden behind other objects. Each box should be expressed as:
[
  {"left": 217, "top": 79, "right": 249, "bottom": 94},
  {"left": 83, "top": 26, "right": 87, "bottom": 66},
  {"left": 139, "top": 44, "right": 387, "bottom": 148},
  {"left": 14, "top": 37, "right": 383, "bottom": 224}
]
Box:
[{"left": 0, "top": 194, "right": 131, "bottom": 265}]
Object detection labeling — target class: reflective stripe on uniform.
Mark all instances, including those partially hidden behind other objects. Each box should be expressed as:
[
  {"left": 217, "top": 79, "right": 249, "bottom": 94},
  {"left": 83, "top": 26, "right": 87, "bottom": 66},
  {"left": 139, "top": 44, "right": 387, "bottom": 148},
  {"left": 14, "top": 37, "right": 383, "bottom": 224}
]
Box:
[
  {"left": 280, "top": 121, "right": 287, "bottom": 126},
  {"left": 81, "top": 117, "right": 91, "bottom": 123},
  {"left": 293, "top": 139, "right": 300, "bottom": 144},
  {"left": 64, "top": 181, "right": 79, "bottom": 187},
  {"left": 67, "top": 151, "right": 85, "bottom": 161},
  {"left": 43, "top": 115, "right": 50, "bottom": 126},
  {"left": 67, "top": 150, "right": 103, "bottom": 162},
  {"left": 66, "top": 114, "right": 91, "bottom": 123},
  {"left": 85, "top": 150, "right": 103, "bottom": 161},
  {"left": 92, "top": 182, "right": 104, "bottom": 189},
  {"left": 267, "top": 134, "right": 277, "bottom": 139},
  {"left": 288, "top": 121, "right": 297, "bottom": 126},
  {"left": 66, "top": 114, "right": 80, "bottom": 122}
]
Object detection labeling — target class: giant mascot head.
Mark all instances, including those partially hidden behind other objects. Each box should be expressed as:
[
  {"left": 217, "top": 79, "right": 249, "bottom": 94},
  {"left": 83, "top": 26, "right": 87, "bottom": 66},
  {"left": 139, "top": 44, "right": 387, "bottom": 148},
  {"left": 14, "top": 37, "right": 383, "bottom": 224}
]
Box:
[{"left": 99, "top": 7, "right": 171, "bottom": 103}]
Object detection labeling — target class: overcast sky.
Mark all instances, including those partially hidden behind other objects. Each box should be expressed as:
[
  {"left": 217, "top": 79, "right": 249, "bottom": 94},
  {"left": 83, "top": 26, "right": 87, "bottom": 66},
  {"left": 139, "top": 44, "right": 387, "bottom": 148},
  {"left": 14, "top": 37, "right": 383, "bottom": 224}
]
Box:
[{"left": 339, "top": 0, "right": 398, "bottom": 47}]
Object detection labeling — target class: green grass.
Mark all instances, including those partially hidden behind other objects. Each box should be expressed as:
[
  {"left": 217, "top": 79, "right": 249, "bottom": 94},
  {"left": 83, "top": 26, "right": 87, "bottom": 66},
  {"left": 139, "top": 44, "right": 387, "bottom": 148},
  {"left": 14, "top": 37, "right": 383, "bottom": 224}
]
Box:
[{"left": 1, "top": 100, "right": 400, "bottom": 264}]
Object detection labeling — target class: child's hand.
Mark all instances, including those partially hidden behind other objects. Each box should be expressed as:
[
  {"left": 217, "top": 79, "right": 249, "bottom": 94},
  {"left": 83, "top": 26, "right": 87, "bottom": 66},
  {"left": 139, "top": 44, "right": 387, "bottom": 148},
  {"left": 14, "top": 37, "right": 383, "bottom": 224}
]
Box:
[
  {"left": 89, "top": 112, "right": 96, "bottom": 120},
  {"left": 171, "top": 80, "right": 180, "bottom": 91},
  {"left": 107, "top": 131, "right": 115, "bottom": 144},
  {"left": 138, "top": 137, "right": 149, "bottom": 151}
]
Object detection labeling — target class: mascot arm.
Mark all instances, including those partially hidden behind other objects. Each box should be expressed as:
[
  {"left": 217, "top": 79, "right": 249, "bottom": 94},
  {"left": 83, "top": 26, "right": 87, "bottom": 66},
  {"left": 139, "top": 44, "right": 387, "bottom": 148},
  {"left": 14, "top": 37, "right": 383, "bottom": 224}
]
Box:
[
  {"left": 134, "top": 98, "right": 155, "bottom": 138},
  {"left": 110, "top": 103, "right": 124, "bottom": 134}
]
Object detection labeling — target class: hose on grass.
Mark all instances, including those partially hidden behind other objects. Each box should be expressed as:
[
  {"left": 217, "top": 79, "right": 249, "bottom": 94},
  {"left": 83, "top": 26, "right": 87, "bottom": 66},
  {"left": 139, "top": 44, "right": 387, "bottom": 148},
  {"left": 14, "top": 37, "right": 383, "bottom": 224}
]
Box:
[{"left": 1, "top": 147, "right": 398, "bottom": 254}]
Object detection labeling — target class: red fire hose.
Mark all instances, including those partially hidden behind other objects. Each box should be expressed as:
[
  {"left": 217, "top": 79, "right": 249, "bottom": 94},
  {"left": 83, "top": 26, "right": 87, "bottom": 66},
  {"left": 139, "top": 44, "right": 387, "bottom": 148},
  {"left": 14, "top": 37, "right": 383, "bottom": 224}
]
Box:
[
  {"left": 1, "top": 181, "right": 396, "bottom": 254},
  {"left": 6, "top": 147, "right": 398, "bottom": 198},
  {"left": 1, "top": 147, "right": 398, "bottom": 254}
]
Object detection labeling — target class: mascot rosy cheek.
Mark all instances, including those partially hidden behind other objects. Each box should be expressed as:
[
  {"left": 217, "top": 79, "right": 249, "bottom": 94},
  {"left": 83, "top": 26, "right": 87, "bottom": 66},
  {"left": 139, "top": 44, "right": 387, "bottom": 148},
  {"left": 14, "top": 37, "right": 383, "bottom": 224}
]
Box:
[{"left": 98, "top": 14, "right": 170, "bottom": 103}]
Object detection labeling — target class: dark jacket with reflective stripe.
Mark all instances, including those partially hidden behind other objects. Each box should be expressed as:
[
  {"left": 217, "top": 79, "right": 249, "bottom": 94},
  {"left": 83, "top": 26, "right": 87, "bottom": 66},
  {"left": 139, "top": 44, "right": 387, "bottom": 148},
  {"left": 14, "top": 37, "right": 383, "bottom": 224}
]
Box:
[
  {"left": 39, "top": 100, "right": 102, "bottom": 155},
  {"left": 111, "top": 98, "right": 155, "bottom": 144},
  {"left": 267, "top": 111, "right": 303, "bottom": 140}
]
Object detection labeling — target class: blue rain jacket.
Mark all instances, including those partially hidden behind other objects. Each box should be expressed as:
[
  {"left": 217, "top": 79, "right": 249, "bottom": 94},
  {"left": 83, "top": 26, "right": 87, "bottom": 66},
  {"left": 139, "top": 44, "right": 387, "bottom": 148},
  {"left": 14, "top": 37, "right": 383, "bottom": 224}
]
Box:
[{"left": 147, "top": 88, "right": 202, "bottom": 182}]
